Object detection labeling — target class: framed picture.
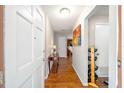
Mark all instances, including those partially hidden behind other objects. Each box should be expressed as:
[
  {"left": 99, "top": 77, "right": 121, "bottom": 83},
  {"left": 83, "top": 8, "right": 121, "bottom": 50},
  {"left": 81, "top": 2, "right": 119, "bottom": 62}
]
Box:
[{"left": 73, "top": 24, "right": 81, "bottom": 46}]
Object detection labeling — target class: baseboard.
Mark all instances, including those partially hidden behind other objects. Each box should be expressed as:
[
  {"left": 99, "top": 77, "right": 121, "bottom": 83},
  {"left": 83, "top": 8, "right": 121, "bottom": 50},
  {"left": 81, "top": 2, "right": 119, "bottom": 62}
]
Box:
[
  {"left": 98, "top": 74, "right": 108, "bottom": 77},
  {"left": 82, "top": 83, "right": 88, "bottom": 86},
  {"left": 72, "top": 64, "right": 88, "bottom": 86}
]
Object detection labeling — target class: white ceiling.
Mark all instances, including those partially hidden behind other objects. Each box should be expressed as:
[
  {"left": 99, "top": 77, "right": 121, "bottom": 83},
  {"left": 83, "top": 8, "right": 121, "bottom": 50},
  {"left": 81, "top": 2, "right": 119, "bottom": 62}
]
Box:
[{"left": 42, "top": 5, "right": 84, "bottom": 33}]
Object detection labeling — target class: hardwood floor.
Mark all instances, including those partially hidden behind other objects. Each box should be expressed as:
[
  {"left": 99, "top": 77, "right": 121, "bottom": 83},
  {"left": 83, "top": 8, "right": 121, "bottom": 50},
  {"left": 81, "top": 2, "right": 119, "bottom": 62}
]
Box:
[
  {"left": 45, "top": 57, "right": 83, "bottom": 88},
  {"left": 45, "top": 57, "right": 108, "bottom": 88},
  {"left": 96, "top": 77, "right": 108, "bottom": 88}
]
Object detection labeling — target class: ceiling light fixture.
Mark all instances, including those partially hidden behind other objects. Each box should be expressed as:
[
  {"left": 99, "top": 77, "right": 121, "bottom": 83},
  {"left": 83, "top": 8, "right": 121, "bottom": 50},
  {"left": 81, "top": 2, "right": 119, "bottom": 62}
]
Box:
[{"left": 60, "top": 8, "right": 70, "bottom": 15}]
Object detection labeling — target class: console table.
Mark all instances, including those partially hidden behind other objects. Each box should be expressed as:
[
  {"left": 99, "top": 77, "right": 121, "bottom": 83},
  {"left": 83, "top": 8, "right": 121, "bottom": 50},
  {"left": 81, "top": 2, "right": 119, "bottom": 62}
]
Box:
[{"left": 48, "top": 55, "right": 59, "bottom": 73}]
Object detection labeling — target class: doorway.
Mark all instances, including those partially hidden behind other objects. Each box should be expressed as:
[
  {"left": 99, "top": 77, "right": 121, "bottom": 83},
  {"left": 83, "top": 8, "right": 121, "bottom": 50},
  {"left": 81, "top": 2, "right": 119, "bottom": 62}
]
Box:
[
  {"left": 67, "top": 39, "right": 73, "bottom": 58},
  {"left": 87, "top": 5, "right": 109, "bottom": 87}
]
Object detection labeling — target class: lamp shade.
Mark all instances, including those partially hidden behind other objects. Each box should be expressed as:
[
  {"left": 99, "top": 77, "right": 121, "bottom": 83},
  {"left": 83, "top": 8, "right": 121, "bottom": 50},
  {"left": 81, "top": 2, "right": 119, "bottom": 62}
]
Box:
[{"left": 53, "top": 45, "right": 56, "bottom": 49}]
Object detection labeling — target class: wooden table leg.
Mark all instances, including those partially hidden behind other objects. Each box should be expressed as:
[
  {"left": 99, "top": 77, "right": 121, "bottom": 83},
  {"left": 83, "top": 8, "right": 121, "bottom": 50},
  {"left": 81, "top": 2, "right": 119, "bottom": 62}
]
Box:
[
  {"left": 48, "top": 61, "right": 50, "bottom": 73},
  {"left": 56, "top": 62, "right": 59, "bottom": 73}
]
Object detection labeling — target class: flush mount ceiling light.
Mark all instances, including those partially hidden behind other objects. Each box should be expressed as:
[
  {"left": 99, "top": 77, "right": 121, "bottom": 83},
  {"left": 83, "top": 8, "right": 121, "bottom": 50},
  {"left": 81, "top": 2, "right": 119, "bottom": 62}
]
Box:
[{"left": 60, "top": 8, "right": 70, "bottom": 15}]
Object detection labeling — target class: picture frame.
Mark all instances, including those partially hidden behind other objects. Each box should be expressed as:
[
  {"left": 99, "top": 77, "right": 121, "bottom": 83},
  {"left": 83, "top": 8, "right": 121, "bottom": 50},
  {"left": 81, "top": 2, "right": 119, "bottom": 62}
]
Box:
[{"left": 73, "top": 24, "right": 81, "bottom": 46}]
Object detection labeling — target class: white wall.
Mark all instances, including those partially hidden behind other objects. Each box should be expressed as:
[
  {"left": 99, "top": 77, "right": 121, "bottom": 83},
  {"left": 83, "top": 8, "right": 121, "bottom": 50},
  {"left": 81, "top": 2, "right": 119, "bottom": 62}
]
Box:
[
  {"left": 45, "top": 16, "right": 54, "bottom": 79},
  {"left": 72, "top": 6, "right": 95, "bottom": 86},
  {"left": 45, "top": 17, "right": 54, "bottom": 57},
  {"left": 88, "top": 15, "right": 109, "bottom": 47},
  {"left": 95, "top": 24, "right": 109, "bottom": 77}
]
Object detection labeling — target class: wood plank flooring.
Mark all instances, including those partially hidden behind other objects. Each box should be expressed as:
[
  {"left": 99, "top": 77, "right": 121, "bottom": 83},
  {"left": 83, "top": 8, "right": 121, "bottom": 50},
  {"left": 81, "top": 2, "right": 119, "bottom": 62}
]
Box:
[{"left": 45, "top": 57, "right": 108, "bottom": 88}]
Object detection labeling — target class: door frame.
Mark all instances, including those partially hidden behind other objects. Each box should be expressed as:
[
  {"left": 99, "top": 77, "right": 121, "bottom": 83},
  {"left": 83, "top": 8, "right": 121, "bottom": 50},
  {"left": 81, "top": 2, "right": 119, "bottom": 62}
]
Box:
[
  {"left": 0, "top": 5, "right": 4, "bottom": 88},
  {"left": 117, "top": 5, "right": 122, "bottom": 88},
  {"left": 122, "top": 5, "right": 124, "bottom": 88},
  {"left": 108, "top": 6, "right": 119, "bottom": 88}
]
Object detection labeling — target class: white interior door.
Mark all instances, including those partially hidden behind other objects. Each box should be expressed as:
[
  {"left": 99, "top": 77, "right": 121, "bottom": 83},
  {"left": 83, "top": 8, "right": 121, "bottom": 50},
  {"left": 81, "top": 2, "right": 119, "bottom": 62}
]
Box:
[
  {"left": 95, "top": 24, "right": 110, "bottom": 77},
  {"left": 4, "top": 6, "right": 45, "bottom": 88},
  {"left": 58, "top": 37, "right": 67, "bottom": 57}
]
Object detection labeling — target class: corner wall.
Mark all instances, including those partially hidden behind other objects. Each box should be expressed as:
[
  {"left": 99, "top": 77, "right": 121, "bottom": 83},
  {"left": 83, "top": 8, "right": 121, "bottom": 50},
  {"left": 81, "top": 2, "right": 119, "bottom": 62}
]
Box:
[{"left": 72, "top": 6, "right": 95, "bottom": 86}]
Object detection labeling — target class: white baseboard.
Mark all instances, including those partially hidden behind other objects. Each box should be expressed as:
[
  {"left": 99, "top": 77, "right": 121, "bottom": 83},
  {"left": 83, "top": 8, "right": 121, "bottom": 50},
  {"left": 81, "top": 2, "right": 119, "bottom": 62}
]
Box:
[
  {"left": 98, "top": 74, "right": 108, "bottom": 77},
  {"left": 72, "top": 64, "right": 88, "bottom": 86}
]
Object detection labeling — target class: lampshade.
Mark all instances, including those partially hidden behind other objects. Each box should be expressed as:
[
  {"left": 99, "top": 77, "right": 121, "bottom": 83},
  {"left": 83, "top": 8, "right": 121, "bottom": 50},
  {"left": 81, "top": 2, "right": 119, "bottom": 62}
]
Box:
[{"left": 53, "top": 45, "right": 56, "bottom": 49}]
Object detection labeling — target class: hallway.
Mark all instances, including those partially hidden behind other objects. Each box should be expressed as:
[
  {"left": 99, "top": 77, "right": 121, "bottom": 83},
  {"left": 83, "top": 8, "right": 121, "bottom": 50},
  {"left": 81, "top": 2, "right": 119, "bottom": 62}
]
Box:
[
  {"left": 45, "top": 57, "right": 83, "bottom": 88},
  {"left": 45, "top": 57, "right": 108, "bottom": 88},
  {"left": 0, "top": 5, "right": 120, "bottom": 88}
]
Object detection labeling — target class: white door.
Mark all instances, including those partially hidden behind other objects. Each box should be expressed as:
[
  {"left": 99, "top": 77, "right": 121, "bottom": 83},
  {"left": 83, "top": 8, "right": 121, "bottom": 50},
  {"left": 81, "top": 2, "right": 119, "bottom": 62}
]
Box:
[
  {"left": 58, "top": 37, "right": 67, "bottom": 57},
  {"left": 4, "top": 6, "right": 45, "bottom": 88},
  {"left": 95, "top": 24, "right": 110, "bottom": 77}
]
